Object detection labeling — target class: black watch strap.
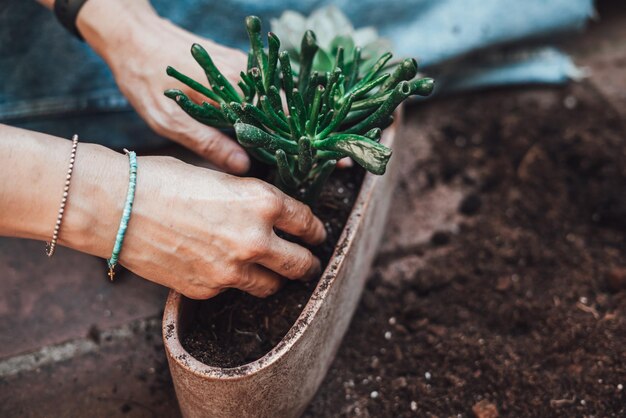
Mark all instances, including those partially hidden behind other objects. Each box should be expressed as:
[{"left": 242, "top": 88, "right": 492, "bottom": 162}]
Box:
[{"left": 53, "top": 0, "right": 91, "bottom": 41}]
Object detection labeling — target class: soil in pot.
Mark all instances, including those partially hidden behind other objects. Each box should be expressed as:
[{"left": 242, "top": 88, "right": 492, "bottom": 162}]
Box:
[{"left": 182, "top": 166, "right": 365, "bottom": 367}]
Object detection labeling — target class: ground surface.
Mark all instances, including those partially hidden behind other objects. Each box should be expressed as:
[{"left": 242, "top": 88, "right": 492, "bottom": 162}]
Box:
[{"left": 1, "top": 3, "right": 625, "bottom": 417}]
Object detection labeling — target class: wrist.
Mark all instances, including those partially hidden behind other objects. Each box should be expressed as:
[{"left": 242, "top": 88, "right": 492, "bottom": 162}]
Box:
[
  {"left": 76, "top": 0, "right": 160, "bottom": 62},
  {"left": 0, "top": 127, "right": 129, "bottom": 260},
  {"left": 57, "top": 143, "right": 129, "bottom": 259}
]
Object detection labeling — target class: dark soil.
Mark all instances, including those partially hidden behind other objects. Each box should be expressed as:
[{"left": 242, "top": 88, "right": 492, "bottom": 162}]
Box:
[
  {"left": 182, "top": 167, "right": 364, "bottom": 367},
  {"left": 303, "top": 83, "right": 626, "bottom": 417}
]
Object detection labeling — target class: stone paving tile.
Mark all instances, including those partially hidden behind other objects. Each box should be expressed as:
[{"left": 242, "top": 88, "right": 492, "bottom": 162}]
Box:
[
  {"left": 0, "top": 238, "right": 168, "bottom": 359},
  {"left": 0, "top": 317, "right": 180, "bottom": 418}
]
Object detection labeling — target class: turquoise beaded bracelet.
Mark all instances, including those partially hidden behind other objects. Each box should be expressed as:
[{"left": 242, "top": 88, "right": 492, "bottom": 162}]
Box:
[{"left": 107, "top": 149, "right": 137, "bottom": 281}]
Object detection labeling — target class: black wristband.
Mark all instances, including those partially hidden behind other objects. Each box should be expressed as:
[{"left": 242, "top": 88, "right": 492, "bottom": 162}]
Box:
[{"left": 53, "top": 0, "right": 91, "bottom": 41}]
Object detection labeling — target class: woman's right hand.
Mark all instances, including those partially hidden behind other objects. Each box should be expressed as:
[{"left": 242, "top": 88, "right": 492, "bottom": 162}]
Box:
[{"left": 115, "top": 156, "right": 326, "bottom": 299}]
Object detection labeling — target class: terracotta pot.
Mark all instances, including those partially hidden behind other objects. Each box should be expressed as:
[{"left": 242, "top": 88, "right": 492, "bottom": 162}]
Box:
[{"left": 162, "top": 109, "right": 404, "bottom": 418}]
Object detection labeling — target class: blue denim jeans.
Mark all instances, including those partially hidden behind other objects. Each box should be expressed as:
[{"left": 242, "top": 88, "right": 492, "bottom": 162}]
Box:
[{"left": 0, "top": 0, "right": 592, "bottom": 149}]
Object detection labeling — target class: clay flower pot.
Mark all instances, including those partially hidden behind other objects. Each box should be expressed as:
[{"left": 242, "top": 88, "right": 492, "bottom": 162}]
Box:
[{"left": 162, "top": 109, "right": 404, "bottom": 418}]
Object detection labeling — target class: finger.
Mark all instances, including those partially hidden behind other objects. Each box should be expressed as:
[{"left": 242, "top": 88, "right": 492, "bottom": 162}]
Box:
[
  {"left": 257, "top": 235, "right": 321, "bottom": 281},
  {"left": 336, "top": 157, "right": 353, "bottom": 168},
  {"left": 239, "top": 264, "right": 285, "bottom": 298},
  {"left": 274, "top": 196, "right": 327, "bottom": 245},
  {"left": 176, "top": 122, "right": 250, "bottom": 174},
  {"left": 183, "top": 287, "right": 221, "bottom": 300}
]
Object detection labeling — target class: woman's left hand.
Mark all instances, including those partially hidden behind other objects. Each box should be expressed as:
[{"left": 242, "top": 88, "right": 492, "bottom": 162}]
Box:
[{"left": 77, "top": 0, "right": 251, "bottom": 174}]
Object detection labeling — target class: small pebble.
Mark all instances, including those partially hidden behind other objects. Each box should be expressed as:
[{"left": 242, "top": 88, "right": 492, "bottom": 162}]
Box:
[
  {"left": 388, "top": 317, "right": 397, "bottom": 326},
  {"left": 425, "top": 372, "right": 432, "bottom": 380},
  {"left": 370, "top": 356, "right": 380, "bottom": 369},
  {"left": 580, "top": 399, "right": 586, "bottom": 405},
  {"left": 579, "top": 296, "right": 588, "bottom": 305},
  {"left": 410, "top": 401, "right": 418, "bottom": 411},
  {"left": 563, "top": 95, "right": 577, "bottom": 109},
  {"left": 384, "top": 331, "right": 392, "bottom": 340},
  {"left": 472, "top": 400, "right": 498, "bottom": 418},
  {"left": 370, "top": 391, "right": 379, "bottom": 399},
  {"left": 618, "top": 384, "right": 623, "bottom": 391},
  {"left": 607, "top": 267, "right": 626, "bottom": 291},
  {"left": 392, "top": 377, "right": 408, "bottom": 390}
]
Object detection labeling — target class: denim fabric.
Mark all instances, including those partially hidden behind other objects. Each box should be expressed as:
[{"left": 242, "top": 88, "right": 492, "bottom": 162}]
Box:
[{"left": 0, "top": 0, "right": 592, "bottom": 149}]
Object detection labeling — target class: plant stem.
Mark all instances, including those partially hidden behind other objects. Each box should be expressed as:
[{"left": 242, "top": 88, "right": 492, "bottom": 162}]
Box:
[
  {"left": 305, "top": 159, "right": 336, "bottom": 205},
  {"left": 380, "top": 58, "right": 418, "bottom": 91},
  {"left": 166, "top": 66, "right": 223, "bottom": 104},
  {"left": 275, "top": 149, "right": 299, "bottom": 190},
  {"left": 164, "top": 89, "right": 229, "bottom": 127},
  {"left": 245, "top": 16, "right": 268, "bottom": 85},
  {"left": 343, "top": 81, "right": 411, "bottom": 134},
  {"left": 316, "top": 94, "right": 355, "bottom": 139},
  {"left": 190, "top": 44, "right": 241, "bottom": 103},
  {"left": 298, "top": 30, "right": 318, "bottom": 94},
  {"left": 266, "top": 32, "right": 280, "bottom": 92},
  {"left": 307, "top": 85, "right": 325, "bottom": 136},
  {"left": 234, "top": 122, "right": 299, "bottom": 154}
]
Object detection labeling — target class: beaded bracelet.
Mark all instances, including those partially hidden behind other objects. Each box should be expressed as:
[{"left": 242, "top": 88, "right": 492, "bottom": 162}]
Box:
[
  {"left": 46, "top": 134, "right": 79, "bottom": 257},
  {"left": 107, "top": 149, "right": 137, "bottom": 281}
]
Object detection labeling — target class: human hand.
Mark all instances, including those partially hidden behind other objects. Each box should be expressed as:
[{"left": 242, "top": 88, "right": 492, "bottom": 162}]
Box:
[
  {"left": 0, "top": 126, "right": 325, "bottom": 300},
  {"left": 77, "top": 0, "right": 250, "bottom": 174},
  {"left": 105, "top": 156, "right": 326, "bottom": 299}
]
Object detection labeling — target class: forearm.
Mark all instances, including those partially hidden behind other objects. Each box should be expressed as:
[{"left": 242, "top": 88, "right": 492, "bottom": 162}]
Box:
[
  {"left": 36, "top": 0, "right": 160, "bottom": 62},
  {"left": 0, "top": 124, "right": 127, "bottom": 259}
]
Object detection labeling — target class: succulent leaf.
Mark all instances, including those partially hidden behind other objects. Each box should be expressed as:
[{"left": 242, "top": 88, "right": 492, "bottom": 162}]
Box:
[
  {"left": 190, "top": 44, "right": 241, "bottom": 103},
  {"left": 313, "top": 134, "right": 391, "bottom": 175},
  {"left": 234, "top": 122, "right": 298, "bottom": 154}
]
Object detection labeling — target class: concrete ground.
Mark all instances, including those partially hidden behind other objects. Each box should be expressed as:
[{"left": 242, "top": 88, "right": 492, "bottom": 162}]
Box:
[{"left": 1, "top": 3, "right": 625, "bottom": 417}]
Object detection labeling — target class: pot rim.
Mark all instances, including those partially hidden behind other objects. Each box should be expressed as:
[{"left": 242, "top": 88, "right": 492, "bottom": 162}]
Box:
[{"left": 162, "top": 108, "right": 402, "bottom": 380}]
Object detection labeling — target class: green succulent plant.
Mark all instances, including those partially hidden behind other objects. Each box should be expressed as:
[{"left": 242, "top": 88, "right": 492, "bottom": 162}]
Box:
[{"left": 164, "top": 15, "right": 434, "bottom": 203}]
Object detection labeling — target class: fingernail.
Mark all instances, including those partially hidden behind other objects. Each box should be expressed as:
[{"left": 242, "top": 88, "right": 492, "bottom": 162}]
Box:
[
  {"left": 316, "top": 220, "right": 327, "bottom": 244},
  {"left": 227, "top": 151, "right": 250, "bottom": 174},
  {"left": 339, "top": 157, "right": 353, "bottom": 168},
  {"left": 304, "top": 258, "right": 322, "bottom": 281}
]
